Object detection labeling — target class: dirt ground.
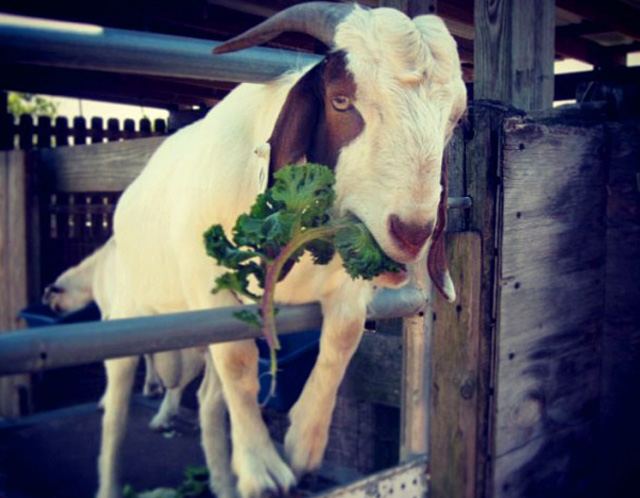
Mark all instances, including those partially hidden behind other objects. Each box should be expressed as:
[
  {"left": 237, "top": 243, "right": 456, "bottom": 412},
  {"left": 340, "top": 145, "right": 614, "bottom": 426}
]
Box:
[{"left": 0, "top": 396, "right": 208, "bottom": 498}]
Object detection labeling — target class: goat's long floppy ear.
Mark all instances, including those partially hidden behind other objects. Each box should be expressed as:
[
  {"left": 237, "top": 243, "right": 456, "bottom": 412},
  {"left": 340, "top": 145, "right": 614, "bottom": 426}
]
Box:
[
  {"left": 267, "top": 62, "right": 324, "bottom": 180},
  {"left": 427, "top": 150, "right": 456, "bottom": 303}
]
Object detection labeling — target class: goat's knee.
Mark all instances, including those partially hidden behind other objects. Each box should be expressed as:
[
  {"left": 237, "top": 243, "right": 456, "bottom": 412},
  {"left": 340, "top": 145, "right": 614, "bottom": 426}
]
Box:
[{"left": 285, "top": 316, "right": 365, "bottom": 477}]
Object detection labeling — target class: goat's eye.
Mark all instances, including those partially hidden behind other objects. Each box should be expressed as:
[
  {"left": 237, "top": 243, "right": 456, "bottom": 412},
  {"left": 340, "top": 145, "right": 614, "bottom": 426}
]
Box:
[{"left": 331, "top": 96, "right": 352, "bottom": 111}]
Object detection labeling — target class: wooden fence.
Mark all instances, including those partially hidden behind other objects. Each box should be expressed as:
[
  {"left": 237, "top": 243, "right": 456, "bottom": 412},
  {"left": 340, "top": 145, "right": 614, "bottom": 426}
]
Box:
[{"left": 3, "top": 114, "right": 168, "bottom": 149}]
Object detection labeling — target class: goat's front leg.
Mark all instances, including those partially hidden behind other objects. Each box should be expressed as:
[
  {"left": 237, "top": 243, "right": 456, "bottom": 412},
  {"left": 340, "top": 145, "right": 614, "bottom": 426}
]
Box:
[
  {"left": 97, "top": 355, "right": 140, "bottom": 498},
  {"left": 198, "top": 352, "right": 236, "bottom": 498},
  {"left": 210, "top": 340, "right": 296, "bottom": 498},
  {"left": 284, "top": 291, "right": 367, "bottom": 477}
]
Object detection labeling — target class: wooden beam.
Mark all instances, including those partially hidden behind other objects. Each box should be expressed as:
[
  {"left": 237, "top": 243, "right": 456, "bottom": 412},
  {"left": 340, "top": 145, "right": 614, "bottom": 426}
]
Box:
[
  {"left": 463, "top": 101, "right": 519, "bottom": 498},
  {"left": 0, "top": 64, "right": 229, "bottom": 110},
  {"left": 431, "top": 232, "right": 482, "bottom": 498},
  {"left": 556, "top": 33, "right": 627, "bottom": 68},
  {"left": 556, "top": 0, "right": 640, "bottom": 42},
  {"left": 474, "top": 0, "right": 555, "bottom": 111},
  {"left": 0, "top": 150, "right": 31, "bottom": 417},
  {"left": 36, "top": 137, "right": 165, "bottom": 193}
]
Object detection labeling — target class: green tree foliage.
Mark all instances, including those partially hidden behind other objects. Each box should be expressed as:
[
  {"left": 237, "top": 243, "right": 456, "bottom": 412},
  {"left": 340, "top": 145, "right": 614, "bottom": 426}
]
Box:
[{"left": 7, "top": 92, "right": 58, "bottom": 119}]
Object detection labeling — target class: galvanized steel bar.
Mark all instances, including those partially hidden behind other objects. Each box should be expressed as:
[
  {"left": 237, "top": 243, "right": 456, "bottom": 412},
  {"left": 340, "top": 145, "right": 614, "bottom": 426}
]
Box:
[
  {"left": 0, "top": 286, "right": 426, "bottom": 376},
  {"left": 0, "top": 14, "right": 321, "bottom": 84},
  {"left": 448, "top": 195, "right": 473, "bottom": 209}
]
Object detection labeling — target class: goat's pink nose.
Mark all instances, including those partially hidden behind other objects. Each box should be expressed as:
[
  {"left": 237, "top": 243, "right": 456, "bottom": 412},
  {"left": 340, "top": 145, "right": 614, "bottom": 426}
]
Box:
[{"left": 389, "top": 215, "right": 433, "bottom": 253}]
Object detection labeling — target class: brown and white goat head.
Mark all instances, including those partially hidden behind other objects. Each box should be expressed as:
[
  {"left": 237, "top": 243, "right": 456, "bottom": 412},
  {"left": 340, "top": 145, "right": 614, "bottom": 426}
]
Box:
[{"left": 216, "top": 2, "right": 467, "bottom": 301}]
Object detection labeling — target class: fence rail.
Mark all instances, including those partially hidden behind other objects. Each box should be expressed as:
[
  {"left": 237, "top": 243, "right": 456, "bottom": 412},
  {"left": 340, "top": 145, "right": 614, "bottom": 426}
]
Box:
[{"left": 0, "top": 286, "right": 426, "bottom": 376}]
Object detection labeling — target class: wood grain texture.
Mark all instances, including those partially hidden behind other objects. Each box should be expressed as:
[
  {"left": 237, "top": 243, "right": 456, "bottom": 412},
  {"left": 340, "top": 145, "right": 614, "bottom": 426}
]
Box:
[
  {"left": 464, "top": 101, "right": 519, "bottom": 498},
  {"left": 599, "top": 118, "right": 640, "bottom": 498},
  {"left": 36, "top": 136, "right": 165, "bottom": 192},
  {"left": 0, "top": 151, "right": 31, "bottom": 417},
  {"left": 474, "top": 0, "right": 554, "bottom": 111},
  {"left": 340, "top": 332, "right": 403, "bottom": 407},
  {"left": 0, "top": 152, "right": 10, "bottom": 332},
  {"left": 431, "top": 232, "right": 482, "bottom": 498},
  {"left": 494, "top": 117, "right": 607, "bottom": 498},
  {"left": 447, "top": 127, "right": 467, "bottom": 232}
]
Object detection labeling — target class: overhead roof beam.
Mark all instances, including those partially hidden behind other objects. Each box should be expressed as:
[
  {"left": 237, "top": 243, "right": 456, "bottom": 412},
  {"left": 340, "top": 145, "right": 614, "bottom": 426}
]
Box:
[{"left": 556, "top": 0, "right": 640, "bottom": 42}]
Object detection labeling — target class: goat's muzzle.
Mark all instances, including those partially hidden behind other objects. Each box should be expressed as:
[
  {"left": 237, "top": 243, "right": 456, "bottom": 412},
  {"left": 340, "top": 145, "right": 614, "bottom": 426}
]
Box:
[{"left": 388, "top": 215, "right": 434, "bottom": 261}]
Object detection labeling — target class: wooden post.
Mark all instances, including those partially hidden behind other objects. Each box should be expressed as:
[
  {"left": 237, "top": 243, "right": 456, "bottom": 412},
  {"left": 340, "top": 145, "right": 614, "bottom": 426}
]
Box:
[
  {"left": 431, "top": 233, "right": 482, "bottom": 498},
  {"left": 474, "top": 0, "right": 555, "bottom": 111},
  {"left": 471, "top": 1, "right": 555, "bottom": 495},
  {"left": 0, "top": 150, "right": 32, "bottom": 417}
]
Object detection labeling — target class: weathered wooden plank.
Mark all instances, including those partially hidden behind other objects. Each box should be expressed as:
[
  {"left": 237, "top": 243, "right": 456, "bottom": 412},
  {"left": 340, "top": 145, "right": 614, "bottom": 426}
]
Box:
[
  {"left": 37, "top": 136, "right": 165, "bottom": 192},
  {"left": 341, "top": 332, "right": 403, "bottom": 407},
  {"left": 494, "top": 117, "right": 607, "bottom": 498},
  {"left": 447, "top": 127, "right": 467, "bottom": 232},
  {"left": 493, "top": 420, "right": 599, "bottom": 498},
  {"left": 430, "top": 232, "right": 481, "bottom": 498},
  {"left": 0, "top": 150, "right": 31, "bottom": 417},
  {"left": 0, "top": 150, "right": 28, "bottom": 326},
  {"left": 599, "top": 118, "right": 640, "bottom": 497},
  {"left": 474, "top": 0, "right": 554, "bottom": 111},
  {"left": 7, "top": 150, "right": 28, "bottom": 332},
  {"left": 464, "top": 101, "right": 518, "bottom": 498},
  {"left": 0, "top": 152, "right": 10, "bottom": 330}
]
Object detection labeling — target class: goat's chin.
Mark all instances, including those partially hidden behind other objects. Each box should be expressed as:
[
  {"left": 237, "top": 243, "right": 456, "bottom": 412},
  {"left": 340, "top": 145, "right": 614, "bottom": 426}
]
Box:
[
  {"left": 380, "top": 242, "right": 427, "bottom": 266},
  {"left": 373, "top": 268, "right": 410, "bottom": 289}
]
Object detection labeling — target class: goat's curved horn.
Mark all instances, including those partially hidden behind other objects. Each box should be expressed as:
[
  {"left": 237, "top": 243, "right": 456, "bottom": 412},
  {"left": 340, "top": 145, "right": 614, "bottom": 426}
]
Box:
[{"left": 213, "top": 2, "right": 357, "bottom": 54}]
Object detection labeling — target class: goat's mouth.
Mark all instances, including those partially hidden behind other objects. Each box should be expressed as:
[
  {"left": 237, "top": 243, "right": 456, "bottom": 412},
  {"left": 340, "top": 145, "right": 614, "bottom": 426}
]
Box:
[{"left": 343, "top": 211, "right": 411, "bottom": 271}]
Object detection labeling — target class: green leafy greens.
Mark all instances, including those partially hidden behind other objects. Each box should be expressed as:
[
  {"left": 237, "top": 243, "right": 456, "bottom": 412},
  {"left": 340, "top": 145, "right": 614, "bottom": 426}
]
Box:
[{"left": 203, "top": 163, "right": 404, "bottom": 397}]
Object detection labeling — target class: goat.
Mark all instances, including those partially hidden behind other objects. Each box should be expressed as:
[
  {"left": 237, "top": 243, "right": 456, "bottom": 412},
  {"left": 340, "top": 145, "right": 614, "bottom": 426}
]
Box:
[
  {"left": 97, "top": 3, "right": 466, "bottom": 498},
  {"left": 42, "top": 239, "right": 205, "bottom": 430}
]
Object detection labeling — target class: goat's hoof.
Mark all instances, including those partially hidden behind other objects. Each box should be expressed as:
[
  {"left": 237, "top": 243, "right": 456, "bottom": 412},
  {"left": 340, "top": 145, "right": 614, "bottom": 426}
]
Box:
[
  {"left": 234, "top": 451, "right": 296, "bottom": 498},
  {"left": 283, "top": 424, "right": 327, "bottom": 480},
  {"left": 148, "top": 414, "right": 173, "bottom": 432}
]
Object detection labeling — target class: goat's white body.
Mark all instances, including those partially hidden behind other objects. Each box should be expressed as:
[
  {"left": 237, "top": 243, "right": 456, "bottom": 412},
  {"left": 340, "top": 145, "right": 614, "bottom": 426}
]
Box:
[
  {"left": 98, "top": 7, "right": 466, "bottom": 498},
  {"left": 44, "top": 240, "right": 205, "bottom": 430}
]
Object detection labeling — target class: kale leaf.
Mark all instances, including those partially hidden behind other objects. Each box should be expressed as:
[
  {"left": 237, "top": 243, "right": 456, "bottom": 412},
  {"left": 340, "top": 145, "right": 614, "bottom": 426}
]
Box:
[{"left": 203, "top": 163, "right": 405, "bottom": 401}]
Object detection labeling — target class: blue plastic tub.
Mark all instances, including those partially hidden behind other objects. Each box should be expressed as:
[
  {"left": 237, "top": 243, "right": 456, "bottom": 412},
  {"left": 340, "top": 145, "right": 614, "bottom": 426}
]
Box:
[
  {"left": 257, "top": 329, "right": 321, "bottom": 411},
  {"left": 19, "top": 302, "right": 101, "bottom": 327}
]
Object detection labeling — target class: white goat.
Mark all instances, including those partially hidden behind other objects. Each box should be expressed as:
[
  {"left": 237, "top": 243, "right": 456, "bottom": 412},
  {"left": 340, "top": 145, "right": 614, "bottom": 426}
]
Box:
[
  {"left": 42, "top": 239, "right": 205, "bottom": 430},
  {"left": 97, "top": 3, "right": 466, "bottom": 498}
]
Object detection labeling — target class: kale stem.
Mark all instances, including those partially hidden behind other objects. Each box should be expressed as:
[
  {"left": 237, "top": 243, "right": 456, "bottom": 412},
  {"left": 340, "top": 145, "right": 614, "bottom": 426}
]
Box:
[
  {"left": 259, "top": 222, "right": 348, "bottom": 405},
  {"left": 260, "top": 224, "right": 345, "bottom": 350}
]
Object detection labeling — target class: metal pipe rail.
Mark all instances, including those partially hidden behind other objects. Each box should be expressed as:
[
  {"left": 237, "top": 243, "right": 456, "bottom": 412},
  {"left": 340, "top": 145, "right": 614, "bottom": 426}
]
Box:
[
  {"left": 0, "top": 13, "right": 321, "bottom": 84},
  {"left": 0, "top": 286, "right": 426, "bottom": 376}
]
